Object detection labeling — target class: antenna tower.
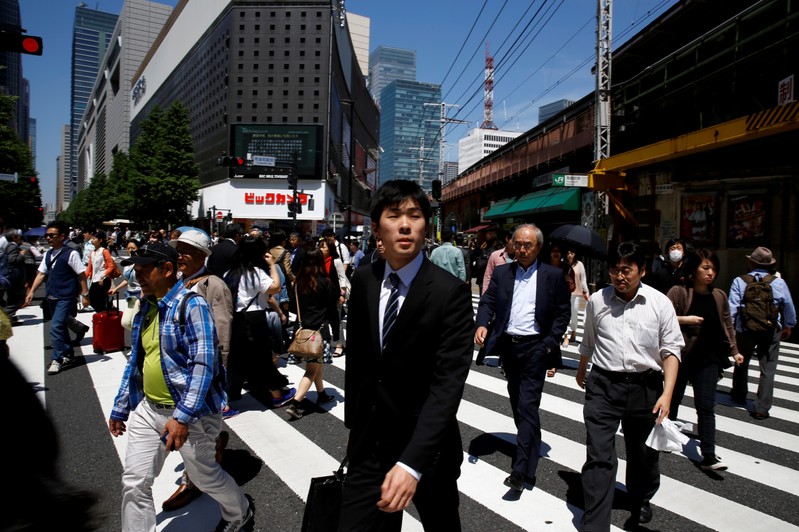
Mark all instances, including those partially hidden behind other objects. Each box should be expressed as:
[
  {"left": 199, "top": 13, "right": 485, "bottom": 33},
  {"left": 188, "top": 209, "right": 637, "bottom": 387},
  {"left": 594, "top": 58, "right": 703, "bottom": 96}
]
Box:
[{"left": 480, "top": 43, "right": 498, "bottom": 130}]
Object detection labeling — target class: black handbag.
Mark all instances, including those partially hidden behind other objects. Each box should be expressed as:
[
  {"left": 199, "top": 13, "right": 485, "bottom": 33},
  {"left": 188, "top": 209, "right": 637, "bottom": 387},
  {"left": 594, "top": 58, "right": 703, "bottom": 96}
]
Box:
[{"left": 301, "top": 456, "right": 348, "bottom": 532}]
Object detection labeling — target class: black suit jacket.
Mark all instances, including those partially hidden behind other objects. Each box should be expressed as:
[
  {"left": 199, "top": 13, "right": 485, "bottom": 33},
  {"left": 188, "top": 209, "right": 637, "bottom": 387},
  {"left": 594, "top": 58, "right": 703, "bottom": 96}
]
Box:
[
  {"left": 476, "top": 260, "right": 571, "bottom": 357},
  {"left": 344, "top": 257, "right": 474, "bottom": 477},
  {"left": 206, "top": 239, "right": 238, "bottom": 278}
]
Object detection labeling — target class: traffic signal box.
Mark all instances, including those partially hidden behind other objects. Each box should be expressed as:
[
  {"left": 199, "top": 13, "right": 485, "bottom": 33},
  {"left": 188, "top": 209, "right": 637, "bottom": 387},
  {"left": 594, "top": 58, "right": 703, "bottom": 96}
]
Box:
[
  {"left": 218, "top": 155, "right": 247, "bottom": 167},
  {"left": 0, "top": 30, "right": 43, "bottom": 55}
]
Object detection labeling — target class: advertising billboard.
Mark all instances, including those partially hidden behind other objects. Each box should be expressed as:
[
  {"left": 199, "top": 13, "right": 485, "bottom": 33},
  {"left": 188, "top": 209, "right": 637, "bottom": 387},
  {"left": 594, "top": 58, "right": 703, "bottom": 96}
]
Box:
[{"left": 231, "top": 124, "right": 323, "bottom": 179}]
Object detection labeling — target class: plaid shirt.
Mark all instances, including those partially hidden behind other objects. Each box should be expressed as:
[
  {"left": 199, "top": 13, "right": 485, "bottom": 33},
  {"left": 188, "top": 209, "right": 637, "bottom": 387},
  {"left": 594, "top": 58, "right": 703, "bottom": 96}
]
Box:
[{"left": 111, "top": 280, "right": 226, "bottom": 424}]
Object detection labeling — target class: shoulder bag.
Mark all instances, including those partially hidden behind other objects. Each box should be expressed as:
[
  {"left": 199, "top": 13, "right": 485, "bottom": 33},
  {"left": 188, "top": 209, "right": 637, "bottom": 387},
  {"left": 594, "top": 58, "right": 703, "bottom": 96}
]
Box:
[
  {"left": 301, "top": 456, "right": 348, "bottom": 532},
  {"left": 288, "top": 284, "right": 324, "bottom": 360}
]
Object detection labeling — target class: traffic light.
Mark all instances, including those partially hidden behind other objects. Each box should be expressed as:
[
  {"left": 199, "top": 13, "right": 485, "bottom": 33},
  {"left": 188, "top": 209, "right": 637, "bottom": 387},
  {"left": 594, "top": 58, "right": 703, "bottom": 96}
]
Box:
[
  {"left": 431, "top": 179, "right": 442, "bottom": 201},
  {"left": 217, "top": 155, "right": 247, "bottom": 167},
  {"left": 0, "top": 31, "right": 43, "bottom": 55},
  {"left": 287, "top": 202, "right": 302, "bottom": 215},
  {"left": 286, "top": 169, "right": 298, "bottom": 188}
]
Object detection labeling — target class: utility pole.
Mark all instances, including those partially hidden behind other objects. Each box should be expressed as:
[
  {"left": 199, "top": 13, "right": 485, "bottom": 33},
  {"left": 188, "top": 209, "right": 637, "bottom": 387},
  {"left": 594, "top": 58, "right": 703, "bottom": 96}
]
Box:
[
  {"left": 409, "top": 137, "right": 426, "bottom": 187},
  {"left": 595, "top": 0, "right": 612, "bottom": 162},
  {"left": 426, "top": 102, "right": 468, "bottom": 186}
]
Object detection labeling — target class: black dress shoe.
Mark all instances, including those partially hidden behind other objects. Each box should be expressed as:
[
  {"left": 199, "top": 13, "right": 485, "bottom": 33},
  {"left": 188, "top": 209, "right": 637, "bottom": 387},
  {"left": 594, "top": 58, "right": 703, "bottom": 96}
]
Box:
[
  {"left": 503, "top": 472, "right": 524, "bottom": 491},
  {"left": 639, "top": 501, "right": 653, "bottom": 524},
  {"left": 751, "top": 411, "right": 770, "bottom": 420}
]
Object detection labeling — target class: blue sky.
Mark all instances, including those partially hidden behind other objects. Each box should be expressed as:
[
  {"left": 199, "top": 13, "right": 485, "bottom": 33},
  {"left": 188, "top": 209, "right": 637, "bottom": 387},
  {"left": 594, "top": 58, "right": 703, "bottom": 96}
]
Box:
[{"left": 21, "top": 0, "right": 677, "bottom": 206}]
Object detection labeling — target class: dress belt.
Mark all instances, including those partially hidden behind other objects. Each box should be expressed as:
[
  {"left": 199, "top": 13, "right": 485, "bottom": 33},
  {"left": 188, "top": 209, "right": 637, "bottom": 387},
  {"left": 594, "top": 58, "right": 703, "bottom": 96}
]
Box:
[
  {"left": 146, "top": 398, "right": 175, "bottom": 410},
  {"left": 502, "top": 332, "right": 542, "bottom": 344},
  {"left": 592, "top": 365, "right": 660, "bottom": 383}
]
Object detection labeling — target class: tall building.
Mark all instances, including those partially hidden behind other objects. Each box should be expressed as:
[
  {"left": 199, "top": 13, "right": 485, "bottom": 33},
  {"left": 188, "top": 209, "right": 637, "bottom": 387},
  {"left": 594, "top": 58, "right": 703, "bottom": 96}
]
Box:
[
  {"left": 444, "top": 161, "right": 459, "bottom": 184},
  {"left": 378, "top": 79, "right": 441, "bottom": 190},
  {"left": 458, "top": 127, "right": 522, "bottom": 174},
  {"left": 538, "top": 98, "right": 575, "bottom": 123},
  {"left": 368, "top": 46, "right": 415, "bottom": 101},
  {"left": 69, "top": 4, "right": 118, "bottom": 200},
  {"left": 130, "top": 1, "right": 379, "bottom": 230},
  {"left": 346, "top": 12, "right": 370, "bottom": 78},
  {"left": 0, "top": 0, "right": 25, "bottom": 141},
  {"left": 57, "top": 124, "right": 70, "bottom": 213},
  {"left": 76, "top": 0, "right": 172, "bottom": 193}
]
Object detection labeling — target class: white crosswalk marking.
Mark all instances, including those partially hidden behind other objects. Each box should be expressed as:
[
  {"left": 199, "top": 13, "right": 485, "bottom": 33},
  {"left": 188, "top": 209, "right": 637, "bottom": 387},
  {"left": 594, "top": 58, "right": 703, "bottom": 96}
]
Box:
[{"left": 11, "top": 289, "right": 799, "bottom": 531}]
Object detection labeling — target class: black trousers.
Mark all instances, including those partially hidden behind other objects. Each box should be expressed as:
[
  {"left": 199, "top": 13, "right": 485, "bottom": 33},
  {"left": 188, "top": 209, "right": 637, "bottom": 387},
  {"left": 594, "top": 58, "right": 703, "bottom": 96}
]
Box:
[
  {"left": 499, "top": 334, "right": 548, "bottom": 480},
  {"left": 580, "top": 367, "right": 662, "bottom": 532},
  {"left": 338, "top": 451, "right": 461, "bottom": 532}
]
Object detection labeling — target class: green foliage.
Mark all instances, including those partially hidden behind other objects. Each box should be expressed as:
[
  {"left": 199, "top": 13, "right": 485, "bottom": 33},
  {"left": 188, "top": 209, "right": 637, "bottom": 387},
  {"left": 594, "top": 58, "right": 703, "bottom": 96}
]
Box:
[
  {"left": 0, "top": 93, "right": 41, "bottom": 228},
  {"left": 64, "top": 101, "right": 200, "bottom": 228}
]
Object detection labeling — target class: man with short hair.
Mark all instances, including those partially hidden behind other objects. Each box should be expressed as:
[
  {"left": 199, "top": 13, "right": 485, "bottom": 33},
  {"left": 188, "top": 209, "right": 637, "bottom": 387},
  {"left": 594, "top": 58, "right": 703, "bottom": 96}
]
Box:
[
  {"left": 576, "top": 242, "right": 683, "bottom": 529},
  {"left": 348, "top": 239, "right": 365, "bottom": 271},
  {"left": 207, "top": 223, "right": 243, "bottom": 278},
  {"left": 429, "top": 228, "right": 466, "bottom": 282},
  {"left": 728, "top": 246, "right": 795, "bottom": 419},
  {"left": 340, "top": 180, "right": 474, "bottom": 531},
  {"left": 287, "top": 231, "right": 305, "bottom": 274},
  {"left": 24, "top": 221, "right": 90, "bottom": 375},
  {"left": 108, "top": 242, "right": 252, "bottom": 532},
  {"left": 475, "top": 224, "right": 570, "bottom": 491}
]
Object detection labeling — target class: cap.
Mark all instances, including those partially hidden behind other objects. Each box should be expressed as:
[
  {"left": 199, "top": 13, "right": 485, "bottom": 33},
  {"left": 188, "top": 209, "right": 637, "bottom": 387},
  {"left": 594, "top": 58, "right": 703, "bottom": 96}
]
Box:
[
  {"left": 169, "top": 228, "right": 212, "bottom": 256},
  {"left": 746, "top": 246, "right": 776, "bottom": 267},
  {"left": 121, "top": 242, "right": 179, "bottom": 266}
]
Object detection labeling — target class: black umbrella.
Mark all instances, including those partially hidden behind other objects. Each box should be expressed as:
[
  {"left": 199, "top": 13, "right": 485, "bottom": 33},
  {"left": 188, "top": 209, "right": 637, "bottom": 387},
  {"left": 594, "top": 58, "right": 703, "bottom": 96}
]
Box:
[
  {"left": 549, "top": 224, "right": 608, "bottom": 259},
  {"left": 23, "top": 227, "right": 46, "bottom": 237}
]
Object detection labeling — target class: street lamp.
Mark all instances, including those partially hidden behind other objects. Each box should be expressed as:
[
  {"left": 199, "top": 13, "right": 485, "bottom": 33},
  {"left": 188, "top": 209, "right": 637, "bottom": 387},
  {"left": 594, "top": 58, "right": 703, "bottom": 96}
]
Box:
[{"left": 341, "top": 98, "right": 355, "bottom": 241}]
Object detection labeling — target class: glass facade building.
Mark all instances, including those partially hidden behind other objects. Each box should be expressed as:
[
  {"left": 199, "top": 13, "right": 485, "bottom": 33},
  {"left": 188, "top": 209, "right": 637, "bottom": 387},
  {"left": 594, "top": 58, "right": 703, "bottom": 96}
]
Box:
[
  {"left": 0, "top": 0, "right": 24, "bottom": 141},
  {"left": 379, "top": 79, "right": 441, "bottom": 191},
  {"left": 368, "top": 46, "right": 416, "bottom": 102},
  {"left": 69, "top": 5, "right": 117, "bottom": 200}
]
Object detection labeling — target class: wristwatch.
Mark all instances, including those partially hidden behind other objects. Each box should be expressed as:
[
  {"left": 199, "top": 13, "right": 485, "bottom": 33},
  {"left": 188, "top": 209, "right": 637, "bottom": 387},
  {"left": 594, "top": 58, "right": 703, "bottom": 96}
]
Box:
[{"left": 81, "top": 293, "right": 89, "bottom": 298}]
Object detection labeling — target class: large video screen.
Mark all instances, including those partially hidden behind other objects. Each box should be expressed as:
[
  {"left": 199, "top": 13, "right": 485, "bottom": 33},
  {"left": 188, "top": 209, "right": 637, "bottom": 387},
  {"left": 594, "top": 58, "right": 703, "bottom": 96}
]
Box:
[{"left": 231, "top": 124, "right": 323, "bottom": 179}]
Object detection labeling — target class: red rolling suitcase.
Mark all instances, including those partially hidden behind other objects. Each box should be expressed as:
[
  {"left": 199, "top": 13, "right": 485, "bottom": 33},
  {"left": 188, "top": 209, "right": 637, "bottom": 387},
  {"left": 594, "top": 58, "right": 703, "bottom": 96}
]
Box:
[{"left": 92, "top": 295, "right": 125, "bottom": 353}]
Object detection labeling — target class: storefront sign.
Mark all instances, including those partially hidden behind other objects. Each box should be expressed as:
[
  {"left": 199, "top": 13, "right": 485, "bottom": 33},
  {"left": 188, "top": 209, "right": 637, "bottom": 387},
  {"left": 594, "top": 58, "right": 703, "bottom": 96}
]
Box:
[
  {"left": 655, "top": 183, "right": 674, "bottom": 195},
  {"left": 243, "top": 192, "right": 309, "bottom": 205},
  {"left": 553, "top": 173, "right": 588, "bottom": 187}
]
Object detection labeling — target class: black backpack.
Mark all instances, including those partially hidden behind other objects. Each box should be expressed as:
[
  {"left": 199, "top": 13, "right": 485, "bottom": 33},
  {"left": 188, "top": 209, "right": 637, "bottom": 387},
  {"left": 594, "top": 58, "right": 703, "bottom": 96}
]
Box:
[{"left": 738, "top": 274, "right": 780, "bottom": 333}]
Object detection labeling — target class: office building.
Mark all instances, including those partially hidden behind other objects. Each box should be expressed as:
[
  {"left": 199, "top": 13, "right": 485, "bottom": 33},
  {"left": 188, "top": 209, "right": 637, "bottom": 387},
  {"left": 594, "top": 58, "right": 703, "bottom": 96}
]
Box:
[
  {"left": 69, "top": 4, "right": 118, "bottom": 199},
  {"left": 444, "top": 161, "right": 459, "bottom": 184},
  {"left": 378, "top": 79, "right": 441, "bottom": 190},
  {"left": 130, "top": 1, "right": 379, "bottom": 229},
  {"left": 458, "top": 127, "right": 521, "bottom": 174},
  {"left": 0, "top": 0, "right": 25, "bottom": 141},
  {"left": 368, "top": 46, "right": 415, "bottom": 101},
  {"left": 76, "top": 0, "right": 172, "bottom": 192},
  {"left": 538, "top": 98, "right": 575, "bottom": 123},
  {"left": 57, "top": 124, "right": 70, "bottom": 213}
]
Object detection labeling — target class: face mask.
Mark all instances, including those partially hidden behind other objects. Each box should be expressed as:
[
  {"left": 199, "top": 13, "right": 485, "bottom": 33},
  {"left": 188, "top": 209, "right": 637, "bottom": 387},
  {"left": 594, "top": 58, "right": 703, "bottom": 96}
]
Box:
[{"left": 668, "top": 249, "right": 683, "bottom": 263}]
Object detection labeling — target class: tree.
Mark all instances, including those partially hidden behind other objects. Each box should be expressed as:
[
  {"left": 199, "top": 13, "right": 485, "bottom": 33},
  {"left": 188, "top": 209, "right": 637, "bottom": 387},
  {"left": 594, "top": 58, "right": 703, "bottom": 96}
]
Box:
[
  {"left": 0, "top": 92, "right": 41, "bottom": 228},
  {"left": 128, "top": 102, "right": 199, "bottom": 226}
]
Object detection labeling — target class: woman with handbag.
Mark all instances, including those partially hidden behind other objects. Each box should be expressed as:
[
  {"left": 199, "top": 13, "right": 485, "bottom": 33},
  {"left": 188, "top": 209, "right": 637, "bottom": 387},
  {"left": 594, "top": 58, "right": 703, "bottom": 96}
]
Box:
[
  {"left": 318, "top": 237, "right": 348, "bottom": 358},
  {"left": 562, "top": 249, "right": 589, "bottom": 347},
  {"left": 85, "top": 231, "right": 118, "bottom": 313},
  {"left": 666, "top": 249, "right": 743, "bottom": 471},
  {"left": 109, "top": 239, "right": 142, "bottom": 330},
  {"left": 285, "top": 248, "right": 339, "bottom": 419},
  {"left": 224, "top": 237, "right": 294, "bottom": 406}
]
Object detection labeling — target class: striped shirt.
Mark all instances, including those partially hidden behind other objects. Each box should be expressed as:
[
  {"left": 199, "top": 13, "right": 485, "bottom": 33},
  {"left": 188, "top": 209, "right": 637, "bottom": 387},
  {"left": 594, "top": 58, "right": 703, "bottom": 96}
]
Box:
[
  {"left": 110, "top": 280, "right": 226, "bottom": 424},
  {"left": 579, "top": 282, "right": 684, "bottom": 373}
]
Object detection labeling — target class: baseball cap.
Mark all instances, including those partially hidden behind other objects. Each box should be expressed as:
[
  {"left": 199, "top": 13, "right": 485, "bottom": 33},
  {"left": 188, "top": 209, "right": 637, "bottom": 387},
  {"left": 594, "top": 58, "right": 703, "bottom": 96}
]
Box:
[
  {"left": 169, "top": 228, "right": 212, "bottom": 256},
  {"left": 121, "top": 242, "right": 179, "bottom": 266}
]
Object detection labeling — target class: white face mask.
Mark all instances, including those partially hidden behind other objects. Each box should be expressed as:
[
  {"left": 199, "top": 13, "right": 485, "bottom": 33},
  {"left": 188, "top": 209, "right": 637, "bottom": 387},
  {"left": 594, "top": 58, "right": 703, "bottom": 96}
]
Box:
[{"left": 668, "top": 249, "right": 683, "bottom": 263}]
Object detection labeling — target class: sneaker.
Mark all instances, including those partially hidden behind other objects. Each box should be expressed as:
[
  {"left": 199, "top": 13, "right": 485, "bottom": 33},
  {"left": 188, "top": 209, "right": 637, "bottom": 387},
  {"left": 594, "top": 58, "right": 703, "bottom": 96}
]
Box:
[
  {"left": 214, "top": 502, "right": 254, "bottom": 532},
  {"left": 47, "top": 360, "right": 62, "bottom": 374},
  {"left": 286, "top": 401, "right": 303, "bottom": 420},
  {"left": 62, "top": 355, "right": 74, "bottom": 367},
  {"left": 700, "top": 454, "right": 728, "bottom": 471},
  {"left": 222, "top": 407, "right": 240, "bottom": 419},
  {"left": 271, "top": 387, "right": 296, "bottom": 408}
]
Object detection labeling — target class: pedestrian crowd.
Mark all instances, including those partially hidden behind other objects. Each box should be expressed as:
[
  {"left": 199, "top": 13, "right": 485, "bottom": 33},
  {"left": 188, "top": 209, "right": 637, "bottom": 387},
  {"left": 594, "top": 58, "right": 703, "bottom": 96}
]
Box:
[{"left": 2, "top": 185, "right": 796, "bottom": 531}]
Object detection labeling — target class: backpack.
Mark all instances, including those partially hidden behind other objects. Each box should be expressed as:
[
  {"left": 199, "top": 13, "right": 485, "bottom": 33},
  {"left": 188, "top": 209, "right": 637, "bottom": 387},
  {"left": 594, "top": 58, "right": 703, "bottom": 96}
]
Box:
[{"left": 738, "top": 274, "right": 780, "bottom": 332}]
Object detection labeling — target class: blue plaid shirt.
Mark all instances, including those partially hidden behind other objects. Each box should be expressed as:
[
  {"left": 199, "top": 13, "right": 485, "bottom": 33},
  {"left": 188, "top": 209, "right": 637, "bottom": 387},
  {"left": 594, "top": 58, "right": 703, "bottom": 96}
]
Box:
[{"left": 111, "top": 280, "right": 227, "bottom": 424}]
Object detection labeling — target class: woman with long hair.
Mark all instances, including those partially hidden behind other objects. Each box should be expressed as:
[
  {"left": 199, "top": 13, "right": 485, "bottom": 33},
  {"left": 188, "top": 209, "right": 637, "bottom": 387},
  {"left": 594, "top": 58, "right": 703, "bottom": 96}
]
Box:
[
  {"left": 667, "top": 249, "right": 743, "bottom": 471},
  {"left": 318, "top": 237, "right": 349, "bottom": 357},
  {"left": 286, "top": 248, "right": 340, "bottom": 419},
  {"left": 224, "top": 236, "right": 295, "bottom": 407},
  {"left": 85, "top": 231, "right": 115, "bottom": 313},
  {"left": 563, "top": 249, "right": 589, "bottom": 347}
]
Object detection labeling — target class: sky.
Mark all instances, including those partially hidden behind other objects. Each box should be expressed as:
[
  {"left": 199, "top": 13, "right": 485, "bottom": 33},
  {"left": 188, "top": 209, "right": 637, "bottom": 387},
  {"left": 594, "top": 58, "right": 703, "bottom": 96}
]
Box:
[{"left": 20, "top": 0, "right": 678, "bottom": 207}]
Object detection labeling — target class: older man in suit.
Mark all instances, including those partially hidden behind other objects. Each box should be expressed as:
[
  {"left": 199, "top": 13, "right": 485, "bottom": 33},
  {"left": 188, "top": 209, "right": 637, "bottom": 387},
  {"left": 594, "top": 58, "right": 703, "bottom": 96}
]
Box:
[
  {"left": 206, "top": 223, "right": 242, "bottom": 278},
  {"left": 340, "top": 180, "right": 475, "bottom": 532},
  {"left": 475, "top": 223, "right": 571, "bottom": 491}
]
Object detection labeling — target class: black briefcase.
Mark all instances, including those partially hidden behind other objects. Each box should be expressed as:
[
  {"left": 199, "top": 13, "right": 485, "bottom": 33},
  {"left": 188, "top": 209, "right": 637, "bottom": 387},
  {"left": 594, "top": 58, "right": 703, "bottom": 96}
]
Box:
[{"left": 301, "top": 457, "right": 348, "bottom": 532}]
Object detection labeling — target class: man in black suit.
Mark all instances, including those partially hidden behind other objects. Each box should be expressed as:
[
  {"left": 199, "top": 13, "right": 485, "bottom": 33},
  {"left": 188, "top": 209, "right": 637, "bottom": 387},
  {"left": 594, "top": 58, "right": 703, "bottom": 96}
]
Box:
[
  {"left": 475, "top": 223, "right": 571, "bottom": 491},
  {"left": 339, "top": 180, "right": 474, "bottom": 531},
  {"left": 206, "top": 223, "right": 242, "bottom": 278}
]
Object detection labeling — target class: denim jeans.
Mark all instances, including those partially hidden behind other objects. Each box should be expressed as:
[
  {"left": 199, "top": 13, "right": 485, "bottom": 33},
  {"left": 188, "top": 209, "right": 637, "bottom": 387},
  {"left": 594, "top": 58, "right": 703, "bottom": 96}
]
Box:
[{"left": 48, "top": 298, "right": 76, "bottom": 363}]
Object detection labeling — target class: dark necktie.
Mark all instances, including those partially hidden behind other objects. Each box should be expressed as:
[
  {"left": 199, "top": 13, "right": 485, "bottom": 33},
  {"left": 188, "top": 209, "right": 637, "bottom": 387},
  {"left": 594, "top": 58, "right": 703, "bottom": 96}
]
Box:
[{"left": 382, "top": 273, "right": 401, "bottom": 350}]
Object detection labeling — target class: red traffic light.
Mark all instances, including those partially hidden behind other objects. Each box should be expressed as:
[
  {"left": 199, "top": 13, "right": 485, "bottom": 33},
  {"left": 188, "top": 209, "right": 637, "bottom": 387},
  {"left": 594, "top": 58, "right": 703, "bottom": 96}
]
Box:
[
  {"left": 217, "top": 155, "right": 247, "bottom": 167},
  {"left": 0, "top": 31, "right": 43, "bottom": 56}
]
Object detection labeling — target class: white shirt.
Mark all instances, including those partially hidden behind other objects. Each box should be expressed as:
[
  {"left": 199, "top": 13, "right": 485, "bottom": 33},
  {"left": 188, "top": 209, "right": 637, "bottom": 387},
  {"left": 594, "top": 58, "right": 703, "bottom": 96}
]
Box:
[
  {"left": 228, "top": 267, "right": 273, "bottom": 312},
  {"left": 89, "top": 247, "right": 109, "bottom": 283},
  {"left": 38, "top": 246, "right": 85, "bottom": 275},
  {"left": 578, "top": 282, "right": 684, "bottom": 373},
  {"left": 506, "top": 261, "right": 541, "bottom": 336}
]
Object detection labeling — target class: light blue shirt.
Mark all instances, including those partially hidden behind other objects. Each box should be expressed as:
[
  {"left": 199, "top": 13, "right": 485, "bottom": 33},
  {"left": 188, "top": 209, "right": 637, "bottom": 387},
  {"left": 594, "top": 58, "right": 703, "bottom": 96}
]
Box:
[
  {"left": 506, "top": 260, "right": 541, "bottom": 336},
  {"left": 429, "top": 242, "right": 466, "bottom": 281},
  {"left": 729, "top": 269, "right": 796, "bottom": 331}
]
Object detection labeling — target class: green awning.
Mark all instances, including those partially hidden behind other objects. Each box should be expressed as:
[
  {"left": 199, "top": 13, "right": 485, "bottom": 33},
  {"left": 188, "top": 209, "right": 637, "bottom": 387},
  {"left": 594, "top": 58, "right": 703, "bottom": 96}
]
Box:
[
  {"left": 483, "top": 197, "right": 518, "bottom": 219},
  {"left": 503, "top": 187, "right": 581, "bottom": 218}
]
